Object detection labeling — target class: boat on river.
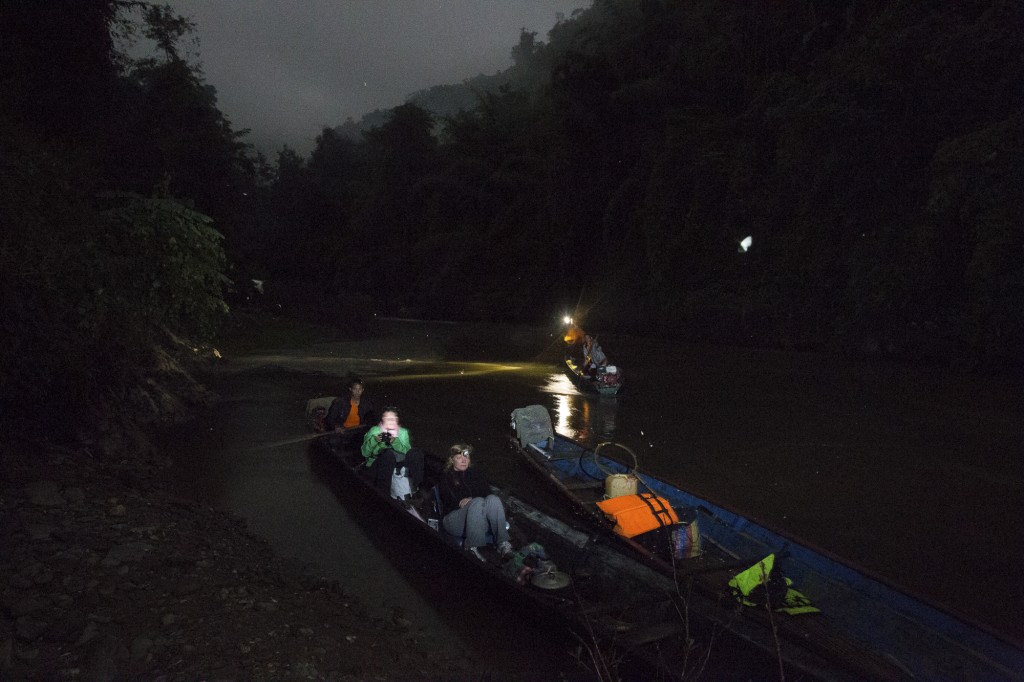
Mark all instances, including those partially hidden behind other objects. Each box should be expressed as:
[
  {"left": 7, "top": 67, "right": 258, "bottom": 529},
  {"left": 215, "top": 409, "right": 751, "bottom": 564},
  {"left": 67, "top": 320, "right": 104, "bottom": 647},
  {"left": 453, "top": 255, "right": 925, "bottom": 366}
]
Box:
[
  {"left": 308, "top": 399, "right": 776, "bottom": 680},
  {"left": 563, "top": 355, "right": 624, "bottom": 395},
  {"left": 508, "top": 404, "right": 1024, "bottom": 682}
]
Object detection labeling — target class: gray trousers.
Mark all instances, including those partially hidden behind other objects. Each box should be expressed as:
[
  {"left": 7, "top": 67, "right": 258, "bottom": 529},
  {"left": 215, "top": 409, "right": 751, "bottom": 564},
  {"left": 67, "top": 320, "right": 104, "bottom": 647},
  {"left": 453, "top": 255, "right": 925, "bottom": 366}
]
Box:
[{"left": 442, "top": 494, "right": 510, "bottom": 548}]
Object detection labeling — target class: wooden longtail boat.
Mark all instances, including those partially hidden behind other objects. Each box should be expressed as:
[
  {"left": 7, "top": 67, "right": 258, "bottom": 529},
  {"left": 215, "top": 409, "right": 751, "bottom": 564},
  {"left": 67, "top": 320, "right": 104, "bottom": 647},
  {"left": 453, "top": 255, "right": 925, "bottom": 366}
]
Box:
[
  {"left": 508, "top": 404, "right": 1024, "bottom": 682},
  {"left": 563, "top": 355, "right": 624, "bottom": 396},
  {"left": 308, "top": 406, "right": 790, "bottom": 680}
]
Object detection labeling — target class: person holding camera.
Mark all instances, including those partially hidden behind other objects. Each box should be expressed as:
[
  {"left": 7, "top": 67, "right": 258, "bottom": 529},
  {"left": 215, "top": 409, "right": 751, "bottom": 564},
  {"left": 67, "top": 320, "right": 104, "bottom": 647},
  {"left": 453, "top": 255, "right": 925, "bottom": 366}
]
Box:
[{"left": 360, "top": 407, "right": 423, "bottom": 497}]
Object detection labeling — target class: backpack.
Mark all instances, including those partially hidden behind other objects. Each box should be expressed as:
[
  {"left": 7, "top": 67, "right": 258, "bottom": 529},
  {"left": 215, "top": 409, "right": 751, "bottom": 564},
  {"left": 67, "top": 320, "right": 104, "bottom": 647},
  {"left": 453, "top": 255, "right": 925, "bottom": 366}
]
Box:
[{"left": 305, "top": 396, "right": 336, "bottom": 433}]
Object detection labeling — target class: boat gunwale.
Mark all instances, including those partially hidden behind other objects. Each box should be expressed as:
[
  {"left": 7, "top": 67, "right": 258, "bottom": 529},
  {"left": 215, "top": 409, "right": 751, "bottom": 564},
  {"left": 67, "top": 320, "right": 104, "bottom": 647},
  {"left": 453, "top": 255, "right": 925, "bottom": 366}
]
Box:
[
  {"left": 562, "top": 356, "right": 623, "bottom": 395},
  {"left": 512, "top": 431, "right": 1024, "bottom": 680}
]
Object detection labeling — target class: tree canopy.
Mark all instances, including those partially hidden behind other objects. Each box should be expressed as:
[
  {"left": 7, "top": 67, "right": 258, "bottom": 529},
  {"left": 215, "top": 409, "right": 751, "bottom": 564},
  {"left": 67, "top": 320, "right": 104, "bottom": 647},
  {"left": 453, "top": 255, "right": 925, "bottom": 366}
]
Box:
[
  {"left": 1, "top": 1, "right": 259, "bottom": 435},
  {"left": 261, "top": 0, "right": 1023, "bottom": 370}
]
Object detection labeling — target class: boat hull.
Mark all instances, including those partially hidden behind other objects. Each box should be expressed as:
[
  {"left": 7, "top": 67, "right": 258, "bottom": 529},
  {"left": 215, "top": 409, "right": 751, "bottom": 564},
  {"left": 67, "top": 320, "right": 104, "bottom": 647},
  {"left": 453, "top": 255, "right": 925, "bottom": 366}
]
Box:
[
  {"left": 563, "top": 356, "right": 623, "bottom": 395},
  {"left": 309, "top": 418, "right": 780, "bottom": 679},
  {"left": 510, "top": 419, "right": 1024, "bottom": 682}
]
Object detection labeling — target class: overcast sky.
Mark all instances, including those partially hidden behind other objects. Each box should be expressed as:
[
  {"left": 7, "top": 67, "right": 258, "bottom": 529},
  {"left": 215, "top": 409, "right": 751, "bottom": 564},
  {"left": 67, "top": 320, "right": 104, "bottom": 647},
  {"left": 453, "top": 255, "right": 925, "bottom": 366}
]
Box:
[{"left": 163, "top": 1, "right": 588, "bottom": 156}]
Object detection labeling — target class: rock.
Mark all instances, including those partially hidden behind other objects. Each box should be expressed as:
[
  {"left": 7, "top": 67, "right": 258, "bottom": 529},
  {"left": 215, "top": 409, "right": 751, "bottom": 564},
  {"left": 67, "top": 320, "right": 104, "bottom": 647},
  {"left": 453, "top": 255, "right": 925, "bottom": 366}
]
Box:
[
  {"left": 75, "top": 622, "right": 99, "bottom": 647},
  {"left": 25, "top": 480, "right": 65, "bottom": 507},
  {"left": 7, "top": 596, "right": 44, "bottom": 618},
  {"left": 102, "top": 541, "right": 151, "bottom": 565},
  {"left": 82, "top": 634, "right": 128, "bottom": 682},
  {"left": 129, "top": 635, "right": 152, "bottom": 661},
  {"left": 173, "top": 579, "right": 201, "bottom": 596},
  {"left": 25, "top": 523, "right": 54, "bottom": 540},
  {"left": 14, "top": 646, "right": 39, "bottom": 661},
  {"left": 15, "top": 616, "right": 49, "bottom": 642},
  {"left": 44, "top": 614, "right": 87, "bottom": 643},
  {"left": 8, "top": 574, "right": 32, "bottom": 589},
  {"left": 31, "top": 568, "right": 54, "bottom": 585}
]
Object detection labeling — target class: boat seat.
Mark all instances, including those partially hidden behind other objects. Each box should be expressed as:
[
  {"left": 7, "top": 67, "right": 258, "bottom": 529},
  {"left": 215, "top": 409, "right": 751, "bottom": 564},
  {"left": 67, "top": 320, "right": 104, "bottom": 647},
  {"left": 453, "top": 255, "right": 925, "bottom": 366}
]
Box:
[
  {"left": 527, "top": 442, "right": 578, "bottom": 461},
  {"left": 615, "top": 621, "right": 688, "bottom": 646},
  {"left": 562, "top": 479, "right": 604, "bottom": 491}
]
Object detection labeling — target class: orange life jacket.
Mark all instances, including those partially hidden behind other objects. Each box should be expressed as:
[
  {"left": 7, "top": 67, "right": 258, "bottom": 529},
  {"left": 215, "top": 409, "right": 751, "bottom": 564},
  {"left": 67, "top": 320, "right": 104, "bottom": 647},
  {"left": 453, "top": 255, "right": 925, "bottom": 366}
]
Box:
[{"left": 596, "top": 493, "right": 679, "bottom": 538}]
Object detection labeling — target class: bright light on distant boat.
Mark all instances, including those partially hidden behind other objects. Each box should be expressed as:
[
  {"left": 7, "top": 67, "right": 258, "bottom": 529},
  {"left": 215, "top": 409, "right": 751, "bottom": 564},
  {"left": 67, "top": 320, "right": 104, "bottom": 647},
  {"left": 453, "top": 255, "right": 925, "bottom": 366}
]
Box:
[
  {"left": 563, "top": 315, "right": 573, "bottom": 325},
  {"left": 738, "top": 235, "right": 753, "bottom": 253}
]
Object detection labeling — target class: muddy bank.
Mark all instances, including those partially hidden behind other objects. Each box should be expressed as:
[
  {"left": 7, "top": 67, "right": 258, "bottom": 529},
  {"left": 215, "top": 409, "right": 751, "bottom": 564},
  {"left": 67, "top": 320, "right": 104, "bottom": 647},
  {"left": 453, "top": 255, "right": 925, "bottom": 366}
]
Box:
[{"left": 0, "top": 435, "right": 495, "bottom": 681}]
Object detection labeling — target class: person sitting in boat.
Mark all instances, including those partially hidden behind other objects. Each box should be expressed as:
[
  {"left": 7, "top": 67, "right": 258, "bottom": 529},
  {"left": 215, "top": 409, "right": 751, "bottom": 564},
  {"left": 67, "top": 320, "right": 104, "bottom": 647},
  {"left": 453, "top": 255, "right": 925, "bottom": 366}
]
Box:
[
  {"left": 563, "top": 321, "right": 586, "bottom": 363},
  {"left": 360, "top": 407, "right": 424, "bottom": 499},
  {"left": 438, "top": 443, "right": 513, "bottom": 560},
  {"left": 325, "top": 375, "right": 374, "bottom": 449},
  {"left": 582, "top": 334, "right": 609, "bottom": 376}
]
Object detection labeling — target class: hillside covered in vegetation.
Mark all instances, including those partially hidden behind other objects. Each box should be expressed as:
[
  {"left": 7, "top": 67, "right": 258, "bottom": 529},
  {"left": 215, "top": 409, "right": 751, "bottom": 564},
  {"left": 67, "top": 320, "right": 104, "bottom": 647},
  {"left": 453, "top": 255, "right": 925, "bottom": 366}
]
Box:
[
  {"left": 261, "top": 0, "right": 1023, "bottom": 370},
  {"left": 4, "top": 0, "right": 1022, "bottom": 440}
]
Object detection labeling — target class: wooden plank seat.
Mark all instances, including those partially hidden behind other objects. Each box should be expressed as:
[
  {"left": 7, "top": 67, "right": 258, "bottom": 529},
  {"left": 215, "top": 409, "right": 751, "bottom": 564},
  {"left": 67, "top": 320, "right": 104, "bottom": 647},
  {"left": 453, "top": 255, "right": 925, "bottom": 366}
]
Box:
[
  {"left": 561, "top": 479, "right": 605, "bottom": 491},
  {"left": 615, "top": 621, "right": 689, "bottom": 646}
]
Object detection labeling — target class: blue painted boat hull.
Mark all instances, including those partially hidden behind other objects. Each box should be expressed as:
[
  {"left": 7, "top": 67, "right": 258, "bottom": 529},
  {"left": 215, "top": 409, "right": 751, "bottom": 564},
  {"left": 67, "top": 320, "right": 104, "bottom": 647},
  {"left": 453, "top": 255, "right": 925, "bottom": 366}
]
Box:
[{"left": 511, "top": 421, "right": 1024, "bottom": 682}]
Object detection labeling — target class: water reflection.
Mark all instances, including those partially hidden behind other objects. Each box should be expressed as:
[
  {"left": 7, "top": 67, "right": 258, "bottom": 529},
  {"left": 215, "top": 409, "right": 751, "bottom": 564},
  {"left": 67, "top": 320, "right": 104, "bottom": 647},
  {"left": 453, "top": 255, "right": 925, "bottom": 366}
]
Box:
[
  {"left": 542, "top": 374, "right": 619, "bottom": 444},
  {"left": 539, "top": 372, "right": 580, "bottom": 397}
]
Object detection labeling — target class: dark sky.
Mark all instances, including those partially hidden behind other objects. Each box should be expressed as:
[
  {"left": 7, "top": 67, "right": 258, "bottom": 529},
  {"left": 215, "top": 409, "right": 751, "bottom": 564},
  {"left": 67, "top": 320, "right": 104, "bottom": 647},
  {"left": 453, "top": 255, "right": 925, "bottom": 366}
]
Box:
[{"left": 165, "top": 1, "right": 588, "bottom": 156}]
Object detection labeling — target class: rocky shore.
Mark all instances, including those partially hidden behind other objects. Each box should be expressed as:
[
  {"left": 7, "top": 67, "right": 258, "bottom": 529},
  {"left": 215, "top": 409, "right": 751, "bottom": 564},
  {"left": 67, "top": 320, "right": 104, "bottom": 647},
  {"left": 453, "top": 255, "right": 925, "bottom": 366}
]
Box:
[{"left": 0, "top": 433, "right": 484, "bottom": 681}]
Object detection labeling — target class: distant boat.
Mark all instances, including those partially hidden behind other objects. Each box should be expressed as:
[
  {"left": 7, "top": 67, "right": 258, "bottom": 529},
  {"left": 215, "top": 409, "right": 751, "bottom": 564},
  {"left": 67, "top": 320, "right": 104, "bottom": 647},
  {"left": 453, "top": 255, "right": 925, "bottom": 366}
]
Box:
[
  {"left": 563, "top": 355, "right": 624, "bottom": 395},
  {"left": 509, "top": 404, "right": 1024, "bottom": 682}
]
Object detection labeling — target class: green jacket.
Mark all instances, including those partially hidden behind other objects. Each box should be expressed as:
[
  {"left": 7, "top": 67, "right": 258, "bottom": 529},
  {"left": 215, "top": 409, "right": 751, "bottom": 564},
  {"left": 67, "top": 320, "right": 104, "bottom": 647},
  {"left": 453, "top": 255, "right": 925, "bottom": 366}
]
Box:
[{"left": 360, "top": 425, "right": 412, "bottom": 466}]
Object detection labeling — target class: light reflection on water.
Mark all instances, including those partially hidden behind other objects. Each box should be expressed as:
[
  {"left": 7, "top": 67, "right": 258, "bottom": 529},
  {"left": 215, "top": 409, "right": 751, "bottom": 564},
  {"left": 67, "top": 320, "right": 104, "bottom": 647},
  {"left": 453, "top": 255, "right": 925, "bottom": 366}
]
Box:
[
  {"left": 540, "top": 376, "right": 621, "bottom": 444},
  {"left": 173, "top": 323, "right": 1024, "bottom": 645}
]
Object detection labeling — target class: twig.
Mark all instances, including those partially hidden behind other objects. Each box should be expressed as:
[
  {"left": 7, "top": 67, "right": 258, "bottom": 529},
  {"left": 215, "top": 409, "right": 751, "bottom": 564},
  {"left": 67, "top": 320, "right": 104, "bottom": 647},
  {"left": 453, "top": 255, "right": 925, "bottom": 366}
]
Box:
[{"left": 759, "top": 561, "right": 786, "bottom": 682}]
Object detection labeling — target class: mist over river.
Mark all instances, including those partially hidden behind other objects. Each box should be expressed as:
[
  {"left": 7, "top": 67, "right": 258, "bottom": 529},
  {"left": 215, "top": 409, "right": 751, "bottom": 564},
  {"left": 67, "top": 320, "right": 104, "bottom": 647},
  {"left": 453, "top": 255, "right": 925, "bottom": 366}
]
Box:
[{"left": 160, "top": 318, "right": 1023, "bottom": 672}]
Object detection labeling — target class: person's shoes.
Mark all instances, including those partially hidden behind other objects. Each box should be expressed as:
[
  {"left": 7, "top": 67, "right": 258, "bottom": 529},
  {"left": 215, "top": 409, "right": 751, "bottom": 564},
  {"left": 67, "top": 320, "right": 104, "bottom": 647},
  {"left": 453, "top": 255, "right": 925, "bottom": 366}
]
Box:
[
  {"left": 497, "top": 541, "right": 514, "bottom": 559},
  {"left": 467, "top": 547, "right": 486, "bottom": 562}
]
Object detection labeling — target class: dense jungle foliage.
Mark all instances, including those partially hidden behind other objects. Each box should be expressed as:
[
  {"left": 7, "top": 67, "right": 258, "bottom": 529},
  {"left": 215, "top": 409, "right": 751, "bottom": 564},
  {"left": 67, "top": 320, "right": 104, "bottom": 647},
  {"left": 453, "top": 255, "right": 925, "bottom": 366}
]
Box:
[
  {"left": 2, "top": 1, "right": 1021, "bottom": 437},
  {"left": 264, "top": 0, "right": 1024, "bottom": 369},
  {"left": 1, "top": 1, "right": 260, "bottom": 436}
]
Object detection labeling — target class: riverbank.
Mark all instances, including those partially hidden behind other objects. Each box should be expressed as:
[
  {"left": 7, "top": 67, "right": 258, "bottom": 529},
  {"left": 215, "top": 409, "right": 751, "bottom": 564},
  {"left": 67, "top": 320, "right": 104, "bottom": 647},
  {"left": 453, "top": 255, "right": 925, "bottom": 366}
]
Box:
[
  {"left": 0, "top": 312, "right": 506, "bottom": 681},
  {"left": 0, "top": 434, "right": 490, "bottom": 681}
]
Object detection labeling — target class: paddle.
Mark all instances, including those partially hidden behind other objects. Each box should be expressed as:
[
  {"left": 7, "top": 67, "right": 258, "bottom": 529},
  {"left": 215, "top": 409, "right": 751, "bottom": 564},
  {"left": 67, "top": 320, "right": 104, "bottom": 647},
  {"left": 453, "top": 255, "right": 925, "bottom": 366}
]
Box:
[{"left": 254, "top": 426, "right": 368, "bottom": 451}]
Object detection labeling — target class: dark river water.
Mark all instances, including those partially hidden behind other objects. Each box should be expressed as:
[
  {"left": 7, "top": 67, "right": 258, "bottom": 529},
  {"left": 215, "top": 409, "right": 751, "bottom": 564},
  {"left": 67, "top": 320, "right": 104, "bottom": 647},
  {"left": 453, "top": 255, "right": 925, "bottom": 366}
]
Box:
[{"left": 161, "top": 318, "right": 1023, "bottom": 677}]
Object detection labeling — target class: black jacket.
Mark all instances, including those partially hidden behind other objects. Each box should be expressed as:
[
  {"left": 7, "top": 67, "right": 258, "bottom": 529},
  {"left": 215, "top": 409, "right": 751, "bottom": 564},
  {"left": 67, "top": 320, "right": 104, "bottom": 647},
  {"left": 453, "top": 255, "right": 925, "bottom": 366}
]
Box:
[
  {"left": 325, "top": 398, "right": 375, "bottom": 431},
  {"left": 438, "top": 467, "right": 490, "bottom": 513}
]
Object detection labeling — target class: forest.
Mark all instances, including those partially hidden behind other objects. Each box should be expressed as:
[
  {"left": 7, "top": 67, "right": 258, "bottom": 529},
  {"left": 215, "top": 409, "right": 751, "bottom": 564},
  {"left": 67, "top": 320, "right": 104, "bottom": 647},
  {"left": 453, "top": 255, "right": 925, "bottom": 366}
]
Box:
[
  {"left": 3, "top": 0, "right": 1022, "bottom": 435},
  {"left": 262, "top": 0, "right": 1024, "bottom": 368}
]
